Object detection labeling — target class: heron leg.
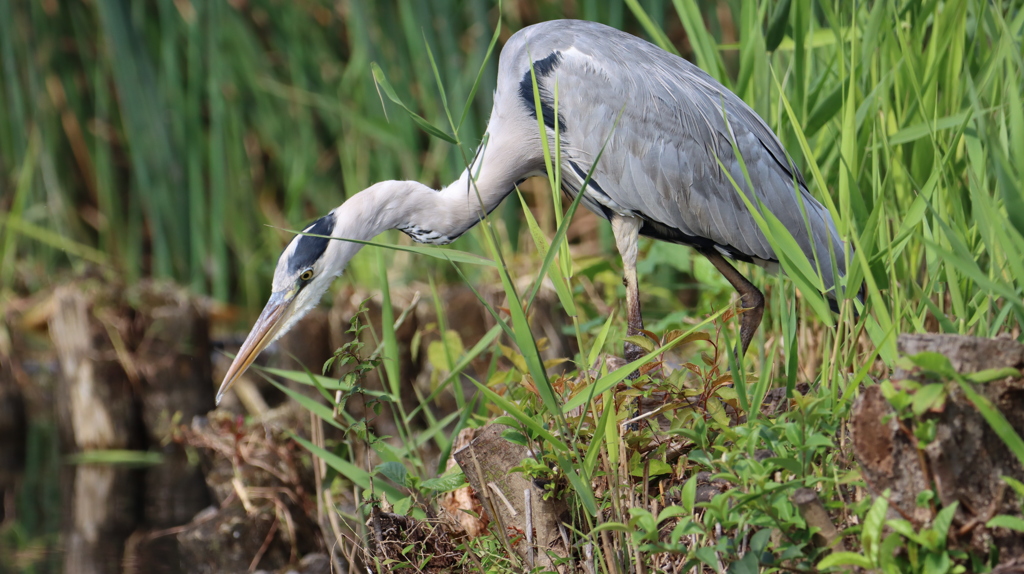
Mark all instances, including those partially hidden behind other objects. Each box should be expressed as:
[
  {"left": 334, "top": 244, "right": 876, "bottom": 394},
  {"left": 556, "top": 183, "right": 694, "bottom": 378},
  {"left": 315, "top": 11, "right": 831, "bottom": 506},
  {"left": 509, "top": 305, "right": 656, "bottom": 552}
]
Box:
[
  {"left": 702, "top": 249, "right": 764, "bottom": 356},
  {"left": 611, "top": 215, "right": 645, "bottom": 365}
]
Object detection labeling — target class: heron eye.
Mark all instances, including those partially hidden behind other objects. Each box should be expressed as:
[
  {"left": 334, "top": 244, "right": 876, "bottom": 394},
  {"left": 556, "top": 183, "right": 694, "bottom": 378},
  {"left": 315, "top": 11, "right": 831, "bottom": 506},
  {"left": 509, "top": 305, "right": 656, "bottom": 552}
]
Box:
[{"left": 299, "top": 269, "right": 314, "bottom": 281}]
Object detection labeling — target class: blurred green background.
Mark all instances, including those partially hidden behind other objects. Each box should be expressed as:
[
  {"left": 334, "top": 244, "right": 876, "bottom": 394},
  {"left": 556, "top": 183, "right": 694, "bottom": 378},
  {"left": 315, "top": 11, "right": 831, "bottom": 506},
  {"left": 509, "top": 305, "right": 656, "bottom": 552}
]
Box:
[
  {"left": 4, "top": 0, "right": 1022, "bottom": 346},
  {"left": 0, "top": 0, "right": 686, "bottom": 315}
]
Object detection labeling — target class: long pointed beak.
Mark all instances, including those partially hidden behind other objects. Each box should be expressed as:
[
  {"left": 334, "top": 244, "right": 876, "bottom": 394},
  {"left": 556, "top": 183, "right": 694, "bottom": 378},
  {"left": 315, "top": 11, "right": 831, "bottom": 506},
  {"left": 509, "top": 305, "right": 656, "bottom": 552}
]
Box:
[{"left": 216, "top": 290, "right": 294, "bottom": 405}]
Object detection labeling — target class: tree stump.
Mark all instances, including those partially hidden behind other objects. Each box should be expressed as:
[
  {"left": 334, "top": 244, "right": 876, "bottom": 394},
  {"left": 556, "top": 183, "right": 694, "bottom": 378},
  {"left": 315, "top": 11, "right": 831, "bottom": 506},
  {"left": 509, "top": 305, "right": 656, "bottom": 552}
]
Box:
[
  {"left": 48, "top": 280, "right": 215, "bottom": 573},
  {"left": 453, "top": 424, "right": 571, "bottom": 572},
  {"left": 440, "top": 427, "right": 489, "bottom": 537},
  {"left": 131, "top": 283, "right": 215, "bottom": 441},
  {"left": 49, "top": 285, "right": 139, "bottom": 451},
  {"left": 851, "top": 334, "right": 1024, "bottom": 557},
  {"left": 49, "top": 281, "right": 214, "bottom": 445}
]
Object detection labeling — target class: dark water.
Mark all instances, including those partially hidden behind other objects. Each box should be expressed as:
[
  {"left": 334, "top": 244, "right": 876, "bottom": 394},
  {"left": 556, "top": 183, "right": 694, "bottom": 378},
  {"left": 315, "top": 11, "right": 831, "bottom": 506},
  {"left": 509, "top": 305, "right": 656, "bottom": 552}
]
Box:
[
  {"left": 0, "top": 420, "right": 209, "bottom": 574},
  {"left": 1, "top": 422, "right": 62, "bottom": 574}
]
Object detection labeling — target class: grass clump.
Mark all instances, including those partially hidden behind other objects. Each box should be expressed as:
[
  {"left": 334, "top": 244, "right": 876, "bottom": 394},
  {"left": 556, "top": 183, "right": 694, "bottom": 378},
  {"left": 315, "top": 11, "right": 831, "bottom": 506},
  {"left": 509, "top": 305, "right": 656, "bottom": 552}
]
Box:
[{"left": 280, "top": 0, "right": 1024, "bottom": 571}]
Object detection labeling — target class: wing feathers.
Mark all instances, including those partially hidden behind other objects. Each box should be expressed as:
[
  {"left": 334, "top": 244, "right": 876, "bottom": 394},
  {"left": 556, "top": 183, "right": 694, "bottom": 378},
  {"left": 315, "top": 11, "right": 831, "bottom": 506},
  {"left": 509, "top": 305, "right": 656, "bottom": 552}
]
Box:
[{"left": 498, "top": 20, "right": 847, "bottom": 291}]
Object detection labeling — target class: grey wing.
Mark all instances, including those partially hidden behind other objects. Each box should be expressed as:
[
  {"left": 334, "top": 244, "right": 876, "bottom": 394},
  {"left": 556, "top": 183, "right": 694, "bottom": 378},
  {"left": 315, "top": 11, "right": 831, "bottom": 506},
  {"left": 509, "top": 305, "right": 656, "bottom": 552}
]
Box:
[{"left": 502, "top": 21, "right": 847, "bottom": 293}]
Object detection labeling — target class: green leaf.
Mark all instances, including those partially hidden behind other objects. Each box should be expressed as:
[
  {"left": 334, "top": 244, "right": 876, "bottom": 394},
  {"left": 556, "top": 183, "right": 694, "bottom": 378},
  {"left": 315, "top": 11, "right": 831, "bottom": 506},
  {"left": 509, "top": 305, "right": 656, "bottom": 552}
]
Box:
[
  {"left": 502, "top": 430, "right": 529, "bottom": 447},
  {"left": 553, "top": 449, "right": 598, "bottom": 517},
  {"left": 420, "top": 471, "right": 467, "bottom": 493},
  {"left": 911, "top": 383, "right": 947, "bottom": 416},
  {"left": 888, "top": 111, "right": 972, "bottom": 145},
  {"left": 592, "top": 522, "right": 630, "bottom": 534},
  {"left": 966, "top": 368, "right": 1021, "bottom": 384},
  {"left": 774, "top": 26, "right": 859, "bottom": 51},
  {"left": 932, "top": 502, "right": 958, "bottom": 541},
  {"left": 987, "top": 515, "right": 1024, "bottom": 532},
  {"left": 923, "top": 551, "right": 951, "bottom": 573},
  {"left": 370, "top": 62, "right": 457, "bottom": 144},
  {"left": 376, "top": 461, "right": 408, "bottom": 487},
  {"left": 670, "top": 519, "right": 703, "bottom": 542},
  {"left": 656, "top": 505, "right": 690, "bottom": 524},
  {"left": 765, "top": 457, "right": 804, "bottom": 475},
  {"left": 956, "top": 378, "right": 1024, "bottom": 470},
  {"left": 1002, "top": 475, "right": 1024, "bottom": 499},
  {"left": 469, "top": 381, "right": 568, "bottom": 452},
  {"left": 804, "top": 434, "right": 835, "bottom": 449},
  {"left": 420, "top": 32, "right": 454, "bottom": 135},
  {"left": 862, "top": 492, "right": 889, "bottom": 564},
  {"left": 392, "top": 495, "right": 413, "bottom": 516},
  {"left": 749, "top": 528, "right": 772, "bottom": 553},
  {"left": 714, "top": 146, "right": 835, "bottom": 325},
  {"left": 681, "top": 475, "right": 697, "bottom": 514},
  {"left": 623, "top": 0, "right": 681, "bottom": 56},
  {"left": 727, "top": 550, "right": 759, "bottom": 574},
  {"left": 427, "top": 330, "right": 464, "bottom": 372},
  {"left": 906, "top": 352, "right": 958, "bottom": 378},
  {"left": 587, "top": 311, "right": 617, "bottom": 368},
  {"left": 647, "top": 459, "right": 673, "bottom": 476},
  {"left": 817, "top": 552, "right": 874, "bottom": 569},
  {"left": 476, "top": 166, "right": 565, "bottom": 437},
  {"left": 410, "top": 324, "right": 504, "bottom": 420},
  {"left": 671, "top": 0, "right": 728, "bottom": 84},
  {"left": 66, "top": 449, "right": 163, "bottom": 466},
  {"left": 260, "top": 365, "right": 384, "bottom": 396},
  {"left": 804, "top": 82, "right": 844, "bottom": 138},
  {"left": 764, "top": 0, "right": 791, "bottom": 52},
  {"left": 624, "top": 334, "right": 657, "bottom": 354},
  {"left": 583, "top": 390, "right": 613, "bottom": 477},
  {"left": 0, "top": 212, "right": 109, "bottom": 267},
  {"left": 456, "top": 8, "right": 502, "bottom": 132},
  {"left": 886, "top": 519, "right": 924, "bottom": 545},
  {"left": 305, "top": 233, "right": 496, "bottom": 267},
  {"left": 693, "top": 547, "right": 721, "bottom": 568}
]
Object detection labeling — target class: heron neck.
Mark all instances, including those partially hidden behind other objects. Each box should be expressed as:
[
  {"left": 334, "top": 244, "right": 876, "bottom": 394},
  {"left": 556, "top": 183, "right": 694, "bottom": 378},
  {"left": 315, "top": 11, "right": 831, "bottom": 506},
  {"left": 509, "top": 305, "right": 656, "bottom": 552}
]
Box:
[
  {"left": 327, "top": 123, "right": 543, "bottom": 273},
  {"left": 369, "top": 157, "right": 536, "bottom": 241}
]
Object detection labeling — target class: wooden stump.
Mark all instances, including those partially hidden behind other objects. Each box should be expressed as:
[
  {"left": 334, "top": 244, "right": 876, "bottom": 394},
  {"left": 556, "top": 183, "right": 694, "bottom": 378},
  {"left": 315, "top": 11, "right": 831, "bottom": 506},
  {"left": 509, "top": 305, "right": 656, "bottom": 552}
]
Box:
[
  {"left": 50, "top": 285, "right": 139, "bottom": 451},
  {"left": 131, "top": 283, "right": 215, "bottom": 442},
  {"left": 48, "top": 280, "right": 216, "bottom": 573},
  {"left": 453, "top": 424, "right": 571, "bottom": 572},
  {"left": 49, "top": 286, "right": 136, "bottom": 572},
  {"left": 49, "top": 281, "right": 214, "bottom": 446},
  {"left": 439, "top": 427, "right": 489, "bottom": 537},
  {"left": 851, "top": 334, "right": 1024, "bottom": 557}
]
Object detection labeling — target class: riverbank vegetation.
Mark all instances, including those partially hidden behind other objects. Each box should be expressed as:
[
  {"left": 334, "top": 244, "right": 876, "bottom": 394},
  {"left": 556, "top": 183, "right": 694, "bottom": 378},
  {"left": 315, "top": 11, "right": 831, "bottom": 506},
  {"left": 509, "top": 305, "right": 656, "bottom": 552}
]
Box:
[{"left": 2, "top": 0, "right": 1023, "bottom": 572}]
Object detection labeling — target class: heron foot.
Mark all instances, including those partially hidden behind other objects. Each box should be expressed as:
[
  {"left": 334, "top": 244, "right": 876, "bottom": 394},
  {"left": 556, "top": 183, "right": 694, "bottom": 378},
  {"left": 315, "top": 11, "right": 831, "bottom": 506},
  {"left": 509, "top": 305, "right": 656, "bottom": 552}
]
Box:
[
  {"left": 737, "top": 288, "right": 765, "bottom": 357},
  {"left": 702, "top": 248, "right": 765, "bottom": 358}
]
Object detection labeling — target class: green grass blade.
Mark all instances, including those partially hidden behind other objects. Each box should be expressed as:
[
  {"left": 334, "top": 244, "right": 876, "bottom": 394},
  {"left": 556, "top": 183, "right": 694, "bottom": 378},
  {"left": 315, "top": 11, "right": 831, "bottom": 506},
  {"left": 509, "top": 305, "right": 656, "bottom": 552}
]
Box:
[
  {"left": 371, "top": 62, "right": 458, "bottom": 144},
  {"left": 291, "top": 434, "right": 403, "bottom": 501},
  {"left": 624, "top": 0, "right": 680, "bottom": 56}
]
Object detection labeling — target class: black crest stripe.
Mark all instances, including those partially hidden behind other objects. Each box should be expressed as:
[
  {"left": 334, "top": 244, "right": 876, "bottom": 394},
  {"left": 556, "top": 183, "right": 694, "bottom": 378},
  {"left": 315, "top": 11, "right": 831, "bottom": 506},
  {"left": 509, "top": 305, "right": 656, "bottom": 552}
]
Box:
[
  {"left": 518, "top": 51, "right": 567, "bottom": 132},
  {"left": 288, "top": 214, "right": 335, "bottom": 273}
]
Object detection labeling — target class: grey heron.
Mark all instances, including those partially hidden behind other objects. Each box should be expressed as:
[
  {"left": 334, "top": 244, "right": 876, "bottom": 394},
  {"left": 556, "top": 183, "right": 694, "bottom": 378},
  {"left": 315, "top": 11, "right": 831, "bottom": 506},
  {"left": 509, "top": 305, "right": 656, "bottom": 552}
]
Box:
[{"left": 216, "top": 19, "right": 851, "bottom": 405}]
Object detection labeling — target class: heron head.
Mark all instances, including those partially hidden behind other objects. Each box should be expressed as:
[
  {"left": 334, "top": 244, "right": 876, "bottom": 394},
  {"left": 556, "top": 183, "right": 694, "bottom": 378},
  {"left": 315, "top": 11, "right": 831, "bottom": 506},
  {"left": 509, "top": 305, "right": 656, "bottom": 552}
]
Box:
[{"left": 216, "top": 211, "right": 345, "bottom": 404}]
